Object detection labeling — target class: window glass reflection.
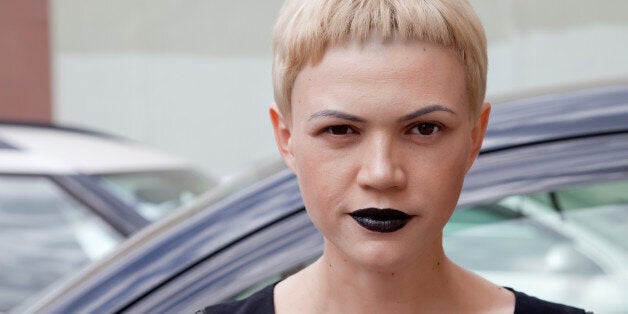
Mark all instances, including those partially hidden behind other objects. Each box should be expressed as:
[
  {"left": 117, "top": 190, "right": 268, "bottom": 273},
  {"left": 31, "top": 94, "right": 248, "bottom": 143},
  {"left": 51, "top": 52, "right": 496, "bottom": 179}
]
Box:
[{"left": 0, "top": 175, "right": 123, "bottom": 312}]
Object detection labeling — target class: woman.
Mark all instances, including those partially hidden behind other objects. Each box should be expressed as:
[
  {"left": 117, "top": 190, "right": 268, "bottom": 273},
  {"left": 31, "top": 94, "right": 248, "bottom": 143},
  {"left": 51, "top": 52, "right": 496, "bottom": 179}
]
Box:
[{"left": 203, "top": 0, "right": 589, "bottom": 312}]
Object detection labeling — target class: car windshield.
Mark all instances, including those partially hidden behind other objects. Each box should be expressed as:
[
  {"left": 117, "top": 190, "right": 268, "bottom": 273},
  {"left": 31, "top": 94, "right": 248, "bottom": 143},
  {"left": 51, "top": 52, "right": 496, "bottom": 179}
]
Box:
[
  {"left": 0, "top": 174, "right": 123, "bottom": 312},
  {"left": 95, "top": 169, "right": 215, "bottom": 221}
]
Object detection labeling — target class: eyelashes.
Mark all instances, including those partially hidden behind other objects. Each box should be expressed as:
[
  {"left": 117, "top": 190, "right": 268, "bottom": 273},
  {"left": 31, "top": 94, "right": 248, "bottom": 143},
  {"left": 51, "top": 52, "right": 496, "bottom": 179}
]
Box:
[
  {"left": 320, "top": 122, "right": 446, "bottom": 138},
  {"left": 407, "top": 122, "right": 444, "bottom": 136},
  {"left": 323, "top": 125, "right": 357, "bottom": 135}
]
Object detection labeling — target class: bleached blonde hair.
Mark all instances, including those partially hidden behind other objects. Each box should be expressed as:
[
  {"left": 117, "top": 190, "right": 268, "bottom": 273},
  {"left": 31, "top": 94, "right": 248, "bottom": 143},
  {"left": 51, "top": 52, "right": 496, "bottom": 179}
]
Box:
[{"left": 272, "top": 0, "right": 487, "bottom": 121}]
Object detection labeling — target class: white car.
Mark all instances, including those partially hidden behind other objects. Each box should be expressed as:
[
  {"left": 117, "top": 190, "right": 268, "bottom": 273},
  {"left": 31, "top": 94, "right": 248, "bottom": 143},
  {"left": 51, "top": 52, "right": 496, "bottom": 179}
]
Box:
[{"left": 0, "top": 121, "right": 215, "bottom": 312}]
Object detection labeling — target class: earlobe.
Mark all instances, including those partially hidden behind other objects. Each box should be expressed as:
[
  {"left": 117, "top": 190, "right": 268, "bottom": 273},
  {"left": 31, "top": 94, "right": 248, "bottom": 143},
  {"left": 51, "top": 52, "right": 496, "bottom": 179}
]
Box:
[
  {"left": 465, "top": 102, "right": 491, "bottom": 172},
  {"left": 269, "top": 104, "right": 296, "bottom": 172}
]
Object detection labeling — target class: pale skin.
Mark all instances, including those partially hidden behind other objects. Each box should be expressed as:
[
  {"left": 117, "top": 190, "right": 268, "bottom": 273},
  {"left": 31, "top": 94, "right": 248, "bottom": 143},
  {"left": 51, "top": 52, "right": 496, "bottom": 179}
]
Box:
[{"left": 270, "top": 39, "right": 514, "bottom": 313}]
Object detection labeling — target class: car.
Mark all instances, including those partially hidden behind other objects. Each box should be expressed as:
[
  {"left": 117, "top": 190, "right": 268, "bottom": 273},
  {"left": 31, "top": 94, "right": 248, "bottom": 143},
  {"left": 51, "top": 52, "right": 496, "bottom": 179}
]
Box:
[
  {"left": 21, "top": 83, "right": 628, "bottom": 314},
  {"left": 0, "top": 121, "right": 215, "bottom": 312}
]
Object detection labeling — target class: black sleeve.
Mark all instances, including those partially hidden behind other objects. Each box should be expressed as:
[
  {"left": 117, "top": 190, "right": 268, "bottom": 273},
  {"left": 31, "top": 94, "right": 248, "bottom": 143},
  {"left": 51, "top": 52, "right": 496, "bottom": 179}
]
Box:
[
  {"left": 507, "top": 288, "right": 590, "bottom": 314},
  {"left": 197, "top": 284, "right": 275, "bottom": 314}
]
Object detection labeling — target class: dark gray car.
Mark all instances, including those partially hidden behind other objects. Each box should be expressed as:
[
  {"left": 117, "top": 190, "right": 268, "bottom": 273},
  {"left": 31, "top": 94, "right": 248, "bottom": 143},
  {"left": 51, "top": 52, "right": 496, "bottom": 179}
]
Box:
[{"left": 23, "top": 84, "right": 628, "bottom": 313}]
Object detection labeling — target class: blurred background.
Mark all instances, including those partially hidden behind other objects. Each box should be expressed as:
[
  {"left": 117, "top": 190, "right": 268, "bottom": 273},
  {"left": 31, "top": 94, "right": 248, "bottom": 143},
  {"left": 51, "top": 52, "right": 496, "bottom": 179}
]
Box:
[{"left": 2, "top": 0, "right": 628, "bottom": 180}]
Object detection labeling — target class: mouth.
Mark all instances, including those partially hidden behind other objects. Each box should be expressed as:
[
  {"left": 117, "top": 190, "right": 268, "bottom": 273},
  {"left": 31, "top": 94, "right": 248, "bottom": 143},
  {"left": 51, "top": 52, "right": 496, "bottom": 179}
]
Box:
[{"left": 349, "top": 208, "right": 413, "bottom": 233}]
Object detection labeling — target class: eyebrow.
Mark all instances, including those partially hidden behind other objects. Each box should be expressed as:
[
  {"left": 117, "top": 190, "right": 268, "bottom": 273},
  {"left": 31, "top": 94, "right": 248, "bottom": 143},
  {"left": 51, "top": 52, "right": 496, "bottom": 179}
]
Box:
[
  {"left": 397, "top": 104, "right": 455, "bottom": 122},
  {"left": 308, "top": 110, "right": 365, "bottom": 122},
  {"left": 307, "top": 104, "right": 455, "bottom": 123}
]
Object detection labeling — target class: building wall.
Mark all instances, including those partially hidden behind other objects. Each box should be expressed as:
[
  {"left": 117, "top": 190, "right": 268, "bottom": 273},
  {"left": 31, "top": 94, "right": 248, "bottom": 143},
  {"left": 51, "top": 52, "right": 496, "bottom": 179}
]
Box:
[
  {"left": 0, "top": 0, "right": 51, "bottom": 122},
  {"left": 50, "top": 0, "right": 628, "bottom": 179}
]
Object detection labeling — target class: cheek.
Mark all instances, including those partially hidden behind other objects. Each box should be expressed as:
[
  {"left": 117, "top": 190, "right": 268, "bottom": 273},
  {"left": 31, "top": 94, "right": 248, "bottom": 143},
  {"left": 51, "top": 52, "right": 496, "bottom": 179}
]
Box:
[
  {"left": 291, "top": 137, "right": 352, "bottom": 216},
  {"left": 410, "top": 136, "right": 471, "bottom": 208},
  {"left": 438, "top": 137, "right": 470, "bottom": 188},
  {"left": 293, "top": 157, "right": 346, "bottom": 238}
]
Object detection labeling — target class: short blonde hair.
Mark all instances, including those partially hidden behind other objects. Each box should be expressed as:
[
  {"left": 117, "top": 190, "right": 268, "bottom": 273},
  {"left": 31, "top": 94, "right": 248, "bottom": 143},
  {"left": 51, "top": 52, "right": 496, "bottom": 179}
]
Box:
[{"left": 272, "top": 0, "right": 487, "bottom": 120}]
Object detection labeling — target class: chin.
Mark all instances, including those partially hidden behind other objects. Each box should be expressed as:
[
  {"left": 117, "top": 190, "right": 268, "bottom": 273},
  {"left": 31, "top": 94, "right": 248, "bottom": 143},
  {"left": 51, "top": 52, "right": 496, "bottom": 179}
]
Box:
[
  {"left": 343, "top": 239, "right": 423, "bottom": 273},
  {"left": 321, "top": 218, "right": 444, "bottom": 272}
]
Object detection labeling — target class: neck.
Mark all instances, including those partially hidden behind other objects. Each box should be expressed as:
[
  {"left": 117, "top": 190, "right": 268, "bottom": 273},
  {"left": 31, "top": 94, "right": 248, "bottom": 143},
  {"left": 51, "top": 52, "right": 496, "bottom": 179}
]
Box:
[
  {"left": 275, "top": 234, "right": 515, "bottom": 314},
  {"left": 311, "top": 235, "right": 459, "bottom": 313}
]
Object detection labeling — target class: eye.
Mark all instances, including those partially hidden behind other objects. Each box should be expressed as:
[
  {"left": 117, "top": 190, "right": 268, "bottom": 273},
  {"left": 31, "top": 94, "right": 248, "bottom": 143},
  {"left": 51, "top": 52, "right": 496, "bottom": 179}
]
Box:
[
  {"left": 323, "top": 125, "right": 356, "bottom": 135},
  {"left": 409, "top": 122, "right": 442, "bottom": 136}
]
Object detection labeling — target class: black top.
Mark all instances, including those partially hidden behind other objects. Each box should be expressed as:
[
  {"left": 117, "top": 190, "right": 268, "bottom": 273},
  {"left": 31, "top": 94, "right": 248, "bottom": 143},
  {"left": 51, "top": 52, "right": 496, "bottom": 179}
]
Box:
[
  {"left": 200, "top": 284, "right": 590, "bottom": 314},
  {"left": 199, "top": 284, "right": 275, "bottom": 314}
]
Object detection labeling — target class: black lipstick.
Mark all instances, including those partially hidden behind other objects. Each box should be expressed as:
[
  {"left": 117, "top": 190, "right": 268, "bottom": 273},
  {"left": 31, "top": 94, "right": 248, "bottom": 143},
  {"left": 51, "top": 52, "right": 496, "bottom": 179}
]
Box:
[{"left": 350, "top": 208, "right": 412, "bottom": 233}]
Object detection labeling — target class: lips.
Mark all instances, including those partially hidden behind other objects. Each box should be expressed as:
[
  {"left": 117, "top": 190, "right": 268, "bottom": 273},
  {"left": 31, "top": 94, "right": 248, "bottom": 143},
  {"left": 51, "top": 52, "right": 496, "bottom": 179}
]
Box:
[{"left": 349, "top": 208, "right": 412, "bottom": 233}]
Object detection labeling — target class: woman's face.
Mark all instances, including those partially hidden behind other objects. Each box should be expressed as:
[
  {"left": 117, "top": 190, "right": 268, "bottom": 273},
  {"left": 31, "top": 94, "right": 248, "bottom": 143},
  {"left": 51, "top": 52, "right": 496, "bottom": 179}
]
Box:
[{"left": 271, "top": 40, "right": 489, "bottom": 270}]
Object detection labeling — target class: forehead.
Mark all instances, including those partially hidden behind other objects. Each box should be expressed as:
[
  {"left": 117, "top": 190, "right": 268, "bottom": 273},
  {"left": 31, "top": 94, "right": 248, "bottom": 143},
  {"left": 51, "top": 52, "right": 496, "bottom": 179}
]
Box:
[{"left": 290, "top": 40, "right": 469, "bottom": 118}]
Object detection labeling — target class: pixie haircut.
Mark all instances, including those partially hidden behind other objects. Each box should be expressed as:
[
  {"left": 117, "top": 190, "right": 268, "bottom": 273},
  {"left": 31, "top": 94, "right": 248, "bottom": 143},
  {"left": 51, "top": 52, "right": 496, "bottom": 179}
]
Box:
[{"left": 272, "top": 0, "right": 488, "bottom": 121}]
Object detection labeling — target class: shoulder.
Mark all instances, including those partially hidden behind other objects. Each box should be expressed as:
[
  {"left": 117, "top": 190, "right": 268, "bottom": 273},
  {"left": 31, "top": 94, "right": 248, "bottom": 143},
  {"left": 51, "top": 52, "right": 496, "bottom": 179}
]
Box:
[
  {"left": 506, "top": 287, "right": 591, "bottom": 314},
  {"left": 197, "top": 284, "right": 275, "bottom": 314}
]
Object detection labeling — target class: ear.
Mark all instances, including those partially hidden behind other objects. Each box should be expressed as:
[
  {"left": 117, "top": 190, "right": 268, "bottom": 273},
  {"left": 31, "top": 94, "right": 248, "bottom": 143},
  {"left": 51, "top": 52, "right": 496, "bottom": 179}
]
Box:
[
  {"left": 465, "top": 102, "right": 491, "bottom": 172},
  {"left": 269, "top": 103, "right": 296, "bottom": 172}
]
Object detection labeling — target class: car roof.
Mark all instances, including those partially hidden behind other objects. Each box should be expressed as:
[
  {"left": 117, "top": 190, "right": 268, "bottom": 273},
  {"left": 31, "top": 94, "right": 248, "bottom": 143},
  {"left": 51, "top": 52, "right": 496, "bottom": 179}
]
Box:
[
  {"left": 0, "top": 122, "right": 193, "bottom": 174},
  {"left": 482, "top": 84, "right": 628, "bottom": 153}
]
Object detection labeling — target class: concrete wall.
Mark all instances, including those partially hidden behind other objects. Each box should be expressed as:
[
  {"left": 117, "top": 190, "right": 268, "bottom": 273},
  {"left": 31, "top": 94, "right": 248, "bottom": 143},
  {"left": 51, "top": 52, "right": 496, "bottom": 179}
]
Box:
[{"left": 50, "top": 0, "right": 628, "bottom": 179}]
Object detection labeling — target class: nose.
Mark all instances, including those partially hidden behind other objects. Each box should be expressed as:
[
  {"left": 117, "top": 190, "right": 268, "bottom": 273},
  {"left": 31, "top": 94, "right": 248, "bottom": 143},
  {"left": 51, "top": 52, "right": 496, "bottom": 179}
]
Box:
[{"left": 356, "top": 135, "right": 407, "bottom": 191}]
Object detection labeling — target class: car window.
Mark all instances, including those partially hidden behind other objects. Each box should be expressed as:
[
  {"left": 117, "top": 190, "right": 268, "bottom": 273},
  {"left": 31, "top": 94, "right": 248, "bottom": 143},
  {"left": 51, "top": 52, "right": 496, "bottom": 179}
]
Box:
[
  {"left": 552, "top": 180, "right": 628, "bottom": 210},
  {"left": 444, "top": 206, "right": 603, "bottom": 275},
  {"left": 528, "top": 179, "right": 628, "bottom": 253},
  {"left": 95, "top": 169, "right": 215, "bottom": 221},
  {"left": 444, "top": 179, "right": 628, "bottom": 277},
  {"left": 0, "top": 175, "right": 123, "bottom": 312}
]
